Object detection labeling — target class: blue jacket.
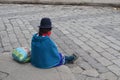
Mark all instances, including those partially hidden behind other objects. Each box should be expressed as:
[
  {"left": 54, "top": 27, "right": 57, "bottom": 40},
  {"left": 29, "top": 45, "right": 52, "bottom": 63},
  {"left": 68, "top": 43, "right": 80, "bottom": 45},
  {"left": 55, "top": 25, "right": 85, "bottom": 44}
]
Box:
[{"left": 31, "top": 33, "right": 61, "bottom": 69}]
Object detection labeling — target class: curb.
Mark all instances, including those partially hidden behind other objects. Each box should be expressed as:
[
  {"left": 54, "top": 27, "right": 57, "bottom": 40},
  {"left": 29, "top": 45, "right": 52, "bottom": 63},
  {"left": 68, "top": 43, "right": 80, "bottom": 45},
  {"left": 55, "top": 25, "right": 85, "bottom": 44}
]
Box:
[
  {"left": 0, "top": 52, "right": 76, "bottom": 80},
  {"left": 0, "top": 1, "right": 120, "bottom": 7}
]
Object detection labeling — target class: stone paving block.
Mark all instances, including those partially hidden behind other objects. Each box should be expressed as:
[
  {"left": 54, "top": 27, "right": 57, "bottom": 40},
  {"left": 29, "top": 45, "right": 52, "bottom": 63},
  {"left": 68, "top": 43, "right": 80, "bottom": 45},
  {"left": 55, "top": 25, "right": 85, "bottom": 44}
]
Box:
[
  {"left": 10, "top": 19, "right": 19, "bottom": 27},
  {"left": 82, "top": 69, "right": 99, "bottom": 77},
  {"left": 86, "top": 77, "right": 103, "bottom": 80},
  {"left": 16, "top": 18, "right": 24, "bottom": 25},
  {"left": 99, "top": 37, "right": 110, "bottom": 44},
  {"left": 90, "top": 37, "right": 101, "bottom": 43},
  {"left": 0, "top": 19, "right": 6, "bottom": 31},
  {"left": 68, "top": 43, "right": 80, "bottom": 50},
  {"left": 105, "top": 36, "right": 117, "bottom": 42},
  {"left": 92, "top": 33, "right": 102, "bottom": 39},
  {"left": 64, "top": 39, "right": 74, "bottom": 46},
  {"left": 54, "top": 29, "right": 64, "bottom": 37},
  {"left": 3, "top": 45, "right": 13, "bottom": 52},
  {"left": 51, "top": 32, "right": 59, "bottom": 39},
  {"left": 71, "top": 66, "right": 83, "bottom": 74},
  {"left": 90, "top": 29, "right": 100, "bottom": 34},
  {"left": 13, "top": 27, "right": 21, "bottom": 34},
  {"left": 29, "top": 29, "right": 36, "bottom": 35},
  {"left": 97, "top": 42, "right": 109, "bottom": 49},
  {"left": 107, "top": 42, "right": 120, "bottom": 51},
  {"left": 58, "top": 43, "right": 69, "bottom": 51},
  {"left": 0, "top": 42, "right": 2, "bottom": 47},
  {"left": 16, "top": 33, "right": 25, "bottom": 39},
  {"left": 112, "top": 59, "right": 120, "bottom": 67},
  {"left": 0, "top": 71, "right": 8, "bottom": 80},
  {"left": 0, "top": 48, "right": 4, "bottom": 53},
  {"left": 11, "top": 42, "right": 21, "bottom": 49},
  {"left": 108, "top": 65, "right": 120, "bottom": 76},
  {"left": 73, "top": 38, "right": 85, "bottom": 46},
  {"left": 118, "top": 77, "right": 120, "bottom": 80},
  {"left": 74, "top": 74, "right": 87, "bottom": 80},
  {"left": 99, "top": 72, "right": 117, "bottom": 80},
  {"left": 111, "top": 39, "right": 120, "bottom": 46},
  {"left": 64, "top": 49, "right": 76, "bottom": 55},
  {"left": 92, "top": 46, "right": 105, "bottom": 53},
  {"left": 79, "top": 44, "right": 93, "bottom": 51},
  {"left": 56, "top": 66, "right": 76, "bottom": 80},
  {"left": 23, "top": 33, "right": 31, "bottom": 39},
  {"left": 61, "top": 30, "right": 69, "bottom": 34},
  {"left": 91, "top": 63, "right": 109, "bottom": 73},
  {"left": 72, "top": 32, "right": 82, "bottom": 37},
  {"left": 85, "top": 40, "right": 97, "bottom": 47},
  {"left": 8, "top": 34, "right": 18, "bottom": 43},
  {"left": 2, "top": 18, "right": 10, "bottom": 24},
  {"left": 18, "top": 39, "right": 29, "bottom": 47},
  {"left": 75, "top": 48, "right": 88, "bottom": 57},
  {"left": 0, "top": 31, "right": 10, "bottom": 43},
  {"left": 79, "top": 36, "right": 89, "bottom": 42},
  {"left": 100, "top": 51, "right": 117, "bottom": 60},
  {"left": 2, "top": 42, "right": 11, "bottom": 47},
  {"left": 27, "top": 25, "right": 35, "bottom": 31},
  {"left": 77, "top": 61, "right": 93, "bottom": 70},
  {"left": 82, "top": 54, "right": 98, "bottom": 65},
  {"left": 66, "top": 34, "right": 75, "bottom": 40},
  {"left": 95, "top": 57, "right": 113, "bottom": 66},
  {"left": 5, "top": 23, "right": 13, "bottom": 31},
  {"left": 105, "top": 48, "right": 120, "bottom": 56},
  {"left": 83, "top": 33, "right": 93, "bottom": 39},
  {"left": 88, "top": 50, "right": 102, "bottom": 58}
]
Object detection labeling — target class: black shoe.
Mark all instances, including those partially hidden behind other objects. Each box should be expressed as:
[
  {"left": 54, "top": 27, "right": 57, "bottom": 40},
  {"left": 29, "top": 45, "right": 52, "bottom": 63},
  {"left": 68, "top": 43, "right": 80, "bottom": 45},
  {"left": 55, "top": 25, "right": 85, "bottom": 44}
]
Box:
[{"left": 69, "top": 54, "right": 78, "bottom": 64}]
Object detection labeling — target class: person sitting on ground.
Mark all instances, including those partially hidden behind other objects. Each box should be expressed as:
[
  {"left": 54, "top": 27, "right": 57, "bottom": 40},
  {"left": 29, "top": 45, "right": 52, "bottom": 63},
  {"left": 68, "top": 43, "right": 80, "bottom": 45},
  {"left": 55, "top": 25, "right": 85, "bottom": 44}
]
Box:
[{"left": 31, "top": 17, "right": 78, "bottom": 69}]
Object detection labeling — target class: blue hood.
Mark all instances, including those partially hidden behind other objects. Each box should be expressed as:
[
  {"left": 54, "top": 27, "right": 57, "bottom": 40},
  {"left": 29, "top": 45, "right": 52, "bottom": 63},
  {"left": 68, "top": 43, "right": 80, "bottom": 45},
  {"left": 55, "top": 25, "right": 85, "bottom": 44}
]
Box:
[{"left": 31, "top": 33, "right": 61, "bottom": 69}]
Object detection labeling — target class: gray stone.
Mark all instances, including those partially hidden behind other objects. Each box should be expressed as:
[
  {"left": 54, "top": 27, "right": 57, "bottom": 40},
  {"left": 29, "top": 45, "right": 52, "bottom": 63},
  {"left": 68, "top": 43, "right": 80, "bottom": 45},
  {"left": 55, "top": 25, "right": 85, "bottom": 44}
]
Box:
[
  {"left": 91, "top": 63, "right": 109, "bottom": 73},
  {"left": 108, "top": 65, "right": 120, "bottom": 76},
  {"left": 99, "top": 72, "right": 117, "bottom": 80},
  {"left": 79, "top": 44, "right": 92, "bottom": 51},
  {"left": 85, "top": 40, "right": 97, "bottom": 47},
  {"left": 95, "top": 57, "right": 113, "bottom": 66},
  {"left": 97, "top": 42, "right": 109, "bottom": 49},
  {"left": 105, "top": 48, "right": 120, "bottom": 56},
  {"left": 0, "top": 71, "right": 8, "bottom": 79},
  {"left": 71, "top": 66, "right": 83, "bottom": 74},
  {"left": 99, "top": 37, "right": 110, "bottom": 44},
  {"left": 82, "top": 69, "right": 99, "bottom": 77},
  {"left": 77, "top": 61, "right": 93, "bottom": 70},
  {"left": 0, "top": 19, "right": 6, "bottom": 31},
  {"left": 89, "top": 50, "right": 102, "bottom": 58},
  {"left": 0, "top": 53, "right": 76, "bottom": 80},
  {"left": 100, "top": 51, "right": 117, "bottom": 60},
  {"left": 107, "top": 42, "right": 120, "bottom": 51},
  {"left": 4, "top": 45, "right": 13, "bottom": 52},
  {"left": 74, "top": 74, "right": 87, "bottom": 80},
  {"left": 92, "top": 46, "right": 104, "bottom": 53},
  {"left": 86, "top": 77, "right": 103, "bottom": 80},
  {"left": 112, "top": 59, "right": 120, "bottom": 67}
]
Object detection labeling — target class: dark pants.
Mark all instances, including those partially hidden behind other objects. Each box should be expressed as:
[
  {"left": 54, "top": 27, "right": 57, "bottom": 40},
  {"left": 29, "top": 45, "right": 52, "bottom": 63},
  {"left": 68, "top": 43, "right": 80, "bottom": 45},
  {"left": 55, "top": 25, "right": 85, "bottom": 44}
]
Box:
[{"left": 64, "top": 55, "right": 75, "bottom": 64}]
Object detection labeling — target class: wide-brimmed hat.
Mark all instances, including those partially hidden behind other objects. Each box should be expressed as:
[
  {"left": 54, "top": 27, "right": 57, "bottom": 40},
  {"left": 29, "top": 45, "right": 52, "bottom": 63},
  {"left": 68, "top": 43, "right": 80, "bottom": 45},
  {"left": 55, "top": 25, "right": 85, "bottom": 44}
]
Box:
[{"left": 38, "top": 18, "right": 52, "bottom": 28}]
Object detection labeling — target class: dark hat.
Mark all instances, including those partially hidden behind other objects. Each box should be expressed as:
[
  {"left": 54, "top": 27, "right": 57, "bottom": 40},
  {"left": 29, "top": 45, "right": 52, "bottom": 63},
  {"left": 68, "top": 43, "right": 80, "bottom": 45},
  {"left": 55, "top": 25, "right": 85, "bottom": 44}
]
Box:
[{"left": 39, "top": 18, "right": 52, "bottom": 28}]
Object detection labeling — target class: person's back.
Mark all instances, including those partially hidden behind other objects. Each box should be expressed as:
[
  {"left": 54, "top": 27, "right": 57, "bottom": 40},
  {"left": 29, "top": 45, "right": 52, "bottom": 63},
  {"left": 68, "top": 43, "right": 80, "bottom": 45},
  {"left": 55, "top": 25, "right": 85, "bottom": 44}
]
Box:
[{"left": 31, "top": 18, "right": 78, "bottom": 69}]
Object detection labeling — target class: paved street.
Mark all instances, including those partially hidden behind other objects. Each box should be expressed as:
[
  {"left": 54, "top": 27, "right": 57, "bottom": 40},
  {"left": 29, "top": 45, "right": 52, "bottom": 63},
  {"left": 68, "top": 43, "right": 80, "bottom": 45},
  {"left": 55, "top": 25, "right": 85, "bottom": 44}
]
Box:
[{"left": 0, "top": 4, "right": 120, "bottom": 80}]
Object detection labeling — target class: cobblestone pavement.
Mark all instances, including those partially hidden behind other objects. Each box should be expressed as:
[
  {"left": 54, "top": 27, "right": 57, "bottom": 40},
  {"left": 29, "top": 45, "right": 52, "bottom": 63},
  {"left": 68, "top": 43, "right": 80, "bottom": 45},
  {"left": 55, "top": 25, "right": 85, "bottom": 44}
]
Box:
[{"left": 0, "top": 4, "right": 120, "bottom": 80}]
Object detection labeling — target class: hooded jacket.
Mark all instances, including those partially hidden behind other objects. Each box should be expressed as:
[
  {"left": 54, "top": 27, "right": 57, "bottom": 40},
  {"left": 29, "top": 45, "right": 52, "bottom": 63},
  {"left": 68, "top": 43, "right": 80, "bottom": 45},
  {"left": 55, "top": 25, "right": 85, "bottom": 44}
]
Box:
[{"left": 31, "top": 33, "right": 61, "bottom": 68}]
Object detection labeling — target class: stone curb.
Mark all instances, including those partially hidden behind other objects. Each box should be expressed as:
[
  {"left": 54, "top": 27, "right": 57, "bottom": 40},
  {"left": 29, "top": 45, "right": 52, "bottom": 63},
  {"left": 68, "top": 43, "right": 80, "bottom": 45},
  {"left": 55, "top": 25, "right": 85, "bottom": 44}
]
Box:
[
  {"left": 0, "top": 1, "right": 120, "bottom": 7},
  {"left": 0, "top": 52, "right": 76, "bottom": 80}
]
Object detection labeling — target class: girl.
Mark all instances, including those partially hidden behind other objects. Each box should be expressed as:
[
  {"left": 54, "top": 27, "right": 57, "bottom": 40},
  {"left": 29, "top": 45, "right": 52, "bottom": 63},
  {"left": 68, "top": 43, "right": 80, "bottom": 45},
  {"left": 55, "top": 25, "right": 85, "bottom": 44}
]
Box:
[{"left": 31, "top": 18, "right": 78, "bottom": 69}]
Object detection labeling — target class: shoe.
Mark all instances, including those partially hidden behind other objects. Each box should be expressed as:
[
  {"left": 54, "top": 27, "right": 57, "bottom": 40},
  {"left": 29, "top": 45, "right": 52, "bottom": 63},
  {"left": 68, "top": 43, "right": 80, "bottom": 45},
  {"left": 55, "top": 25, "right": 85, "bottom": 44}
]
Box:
[{"left": 69, "top": 54, "right": 78, "bottom": 64}]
